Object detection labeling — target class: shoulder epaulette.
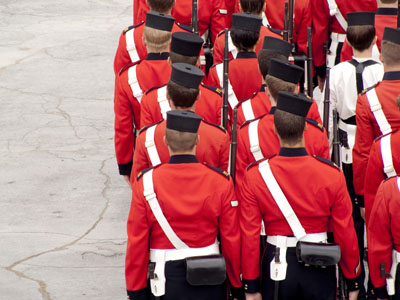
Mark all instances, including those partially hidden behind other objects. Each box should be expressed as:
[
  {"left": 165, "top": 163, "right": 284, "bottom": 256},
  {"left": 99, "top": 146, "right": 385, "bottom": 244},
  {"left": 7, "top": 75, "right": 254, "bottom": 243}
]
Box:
[
  {"left": 201, "top": 119, "right": 226, "bottom": 133},
  {"left": 217, "top": 29, "right": 226, "bottom": 37},
  {"left": 136, "top": 166, "right": 154, "bottom": 181},
  {"left": 305, "top": 118, "right": 324, "bottom": 132},
  {"left": 203, "top": 163, "right": 230, "bottom": 180},
  {"left": 312, "top": 155, "right": 340, "bottom": 171},
  {"left": 374, "top": 131, "right": 392, "bottom": 142},
  {"left": 118, "top": 60, "right": 141, "bottom": 76},
  {"left": 267, "top": 25, "right": 283, "bottom": 36},
  {"left": 201, "top": 83, "right": 222, "bottom": 96},
  {"left": 235, "top": 92, "right": 258, "bottom": 109},
  {"left": 137, "top": 120, "right": 163, "bottom": 136},
  {"left": 246, "top": 155, "right": 275, "bottom": 171},
  {"left": 361, "top": 84, "right": 377, "bottom": 95},
  {"left": 240, "top": 113, "right": 266, "bottom": 129},
  {"left": 145, "top": 84, "right": 167, "bottom": 95},
  {"left": 123, "top": 21, "right": 144, "bottom": 34},
  {"left": 175, "top": 22, "right": 193, "bottom": 32}
]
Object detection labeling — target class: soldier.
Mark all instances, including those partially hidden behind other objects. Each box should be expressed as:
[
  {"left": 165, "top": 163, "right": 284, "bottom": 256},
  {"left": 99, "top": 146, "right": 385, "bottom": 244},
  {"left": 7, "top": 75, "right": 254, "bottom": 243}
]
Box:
[
  {"left": 239, "top": 91, "right": 361, "bottom": 300},
  {"left": 235, "top": 59, "right": 328, "bottom": 187},
  {"left": 131, "top": 63, "right": 229, "bottom": 181},
  {"left": 213, "top": 0, "right": 282, "bottom": 65},
  {"left": 140, "top": 32, "right": 222, "bottom": 127},
  {"left": 125, "top": 110, "right": 242, "bottom": 300},
  {"left": 114, "top": 12, "right": 174, "bottom": 182},
  {"left": 353, "top": 27, "right": 400, "bottom": 217}
]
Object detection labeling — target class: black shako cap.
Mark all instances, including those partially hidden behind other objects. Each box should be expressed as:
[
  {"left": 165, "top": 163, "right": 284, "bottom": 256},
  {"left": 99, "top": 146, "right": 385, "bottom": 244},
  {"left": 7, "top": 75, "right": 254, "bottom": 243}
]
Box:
[
  {"left": 269, "top": 58, "right": 304, "bottom": 84},
  {"left": 347, "top": 12, "right": 375, "bottom": 26},
  {"left": 262, "top": 36, "right": 293, "bottom": 58},
  {"left": 276, "top": 91, "right": 313, "bottom": 117},
  {"left": 145, "top": 12, "right": 175, "bottom": 32},
  {"left": 170, "top": 32, "right": 204, "bottom": 57},
  {"left": 231, "top": 13, "right": 262, "bottom": 33},
  {"left": 170, "top": 63, "right": 204, "bottom": 89},
  {"left": 383, "top": 27, "right": 400, "bottom": 45},
  {"left": 166, "top": 110, "right": 202, "bottom": 133}
]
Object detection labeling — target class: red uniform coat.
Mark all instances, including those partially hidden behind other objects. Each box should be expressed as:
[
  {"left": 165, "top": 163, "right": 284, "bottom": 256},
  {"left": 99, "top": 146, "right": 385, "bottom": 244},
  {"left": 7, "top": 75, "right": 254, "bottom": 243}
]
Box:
[
  {"left": 140, "top": 83, "right": 222, "bottom": 127},
  {"left": 238, "top": 148, "right": 361, "bottom": 288},
  {"left": 235, "top": 108, "right": 329, "bottom": 187},
  {"left": 131, "top": 119, "right": 230, "bottom": 180},
  {"left": 135, "top": 0, "right": 227, "bottom": 43},
  {"left": 235, "top": 0, "right": 311, "bottom": 54},
  {"left": 353, "top": 72, "right": 400, "bottom": 201},
  {"left": 367, "top": 176, "right": 400, "bottom": 297},
  {"left": 364, "top": 130, "right": 400, "bottom": 223},
  {"left": 311, "top": 0, "right": 376, "bottom": 70},
  {"left": 114, "top": 53, "right": 171, "bottom": 175},
  {"left": 126, "top": 155, "right": 241, "bottom": 294},
  {"left": 213, "top": 26, "right": 282, "bottom": 65}
]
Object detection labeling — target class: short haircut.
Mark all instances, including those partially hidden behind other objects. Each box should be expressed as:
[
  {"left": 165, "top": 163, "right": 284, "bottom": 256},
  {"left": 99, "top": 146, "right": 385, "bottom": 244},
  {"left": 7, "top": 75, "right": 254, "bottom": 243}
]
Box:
[
  {"left": 167, "top": 80, "right": 200, "bottom": 108},
  {"left": 257, "top": 50, "right": 287, "bottom": 78},
  {"left": 265, "top": 75, "right": 297, "bottom": 100},
  {"left": 143, "top": 26, "right": 171, "bottom": 52},
  {"left": 147, "top": 0, "right": 175, "bottom": 12},
  {"left": 169, "top": 51, "right": 199, "bottom": 66},
  {"left": 397, "top": 94, "right": 400, "bottom": 110},
  {"left": 346, "top": 25, "right": 375, "bottom": 51},
  {"left": 381, "top": 0, "right": 396, "bottom": 3},
  {"left": 381, "top": 40, "right": 400, "bottom": 66},
  {"left": 240, "top": 0, "right": 264, "bottom": 14},
  {"left": 274, "top": 109, "right": 305, "bottom": 145},
  {"left": 230, "top": 28, "right": 260, "bottom": 51},
  {"left": 165, "top": 128, "right": 197, "bottom": 152}
]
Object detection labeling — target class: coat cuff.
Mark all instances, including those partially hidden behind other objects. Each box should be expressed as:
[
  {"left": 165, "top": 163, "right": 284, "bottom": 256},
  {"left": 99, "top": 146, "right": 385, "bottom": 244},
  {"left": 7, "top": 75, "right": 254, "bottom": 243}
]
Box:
[
  {"left": 243, "top": 277, "right": 260, "bottom": 294},
  {"left": 315, "top": 64, "right": 327, "bottom": 78},
  {"left": 354, "top": 194, "right": 364, "bottom": 208},
  {"left": 374, "top": 285, "right": 388, "bottom": 299},
  {"left": 346, "top": 274, "right": 362, "bottom": 292},
  {"left": 127, "top": 288, "right": 148, "bottom": 300},
  {"left": 230, "top": 285, "right": 244, "bottom": 299},
  {"left": 118, "top": 161, "right": 133, "bottom": 175}
]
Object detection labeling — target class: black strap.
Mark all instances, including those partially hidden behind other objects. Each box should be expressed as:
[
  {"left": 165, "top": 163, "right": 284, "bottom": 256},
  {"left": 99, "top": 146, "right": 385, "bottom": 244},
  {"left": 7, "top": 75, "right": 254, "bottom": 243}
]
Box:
[{"left": 347, "top": 59, "right": 378, "bottom": 94}]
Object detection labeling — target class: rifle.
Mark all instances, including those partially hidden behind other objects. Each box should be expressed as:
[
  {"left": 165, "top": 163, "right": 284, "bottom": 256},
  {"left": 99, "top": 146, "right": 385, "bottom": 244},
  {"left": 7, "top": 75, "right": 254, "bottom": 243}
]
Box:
[
  {"left": 306, "top": 27, "right": 313, "bottom": 98},
  {"left": 323, "top": 42, "right": 330, "bottom": 138},
  {"left": 283, "top": 2, "right": 289, "bottom": 42},
  {"left": 222, "top": 28, "right": 229, "bottom": 130},
  {"left": 192, "top": 0, "right": 199, "bottom": 35},
  {"left": 332, "top": 109, "right": 341, "bottom": 167},
  {"left": 230, "top": 108, "right": 238, "bottom": 184},
  {"left": 288, "top": 0, "right": 294, "bottom": 45}
]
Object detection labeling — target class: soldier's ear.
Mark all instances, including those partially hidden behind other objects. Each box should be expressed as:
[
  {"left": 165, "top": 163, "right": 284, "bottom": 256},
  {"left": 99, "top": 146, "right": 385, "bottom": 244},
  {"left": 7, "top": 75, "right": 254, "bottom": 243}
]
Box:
[
  {"left": 295, "top": 85, "right": 300, "bottom": 93},
  {"left": 196, "top": 89, "right": 201, "bottom": 101},
  {"left": 262, "top": 2, "right": 266, "bottom": 13},
  {"left": 167, "top": 57, "right": 172, "bottom": 67},
  {"left": 196, "top": 134, "right": 200, "bottom": 146},
  {"left": 163, "top": 136, "right": 169, "bottom": 147},
  {"left": 142, "top": 35, "right": 146, "bottom": 47}
]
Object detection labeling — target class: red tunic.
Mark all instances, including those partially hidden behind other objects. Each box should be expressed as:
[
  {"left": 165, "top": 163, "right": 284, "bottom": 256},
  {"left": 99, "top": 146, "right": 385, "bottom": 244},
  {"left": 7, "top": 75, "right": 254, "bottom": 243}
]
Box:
[
  {"left": 353, "top": 73, "right": 400, "bottom": 200},
  {"left": 114, "top": 53, "right": 171, "bottom": 175},
  {"left": 367, "top": 176, "right": 400, "bottom": 295},
  {"left": 235, "top": 108, "right": 329, "bottom": 187},
  {"left": 238, "top": 148, "right": 361, "bottom": 286},
  {"left": 140, "top": 83, "right": 222, "bottom": 127},
  {"left": 131, "top": 119, "right": 230, "bottom": 180},
  {"left": 364, "top": 130, "right": 400, "bottom": 223},
  {"left": 126, "top": 155, "right": 241, "bottom": 293}
]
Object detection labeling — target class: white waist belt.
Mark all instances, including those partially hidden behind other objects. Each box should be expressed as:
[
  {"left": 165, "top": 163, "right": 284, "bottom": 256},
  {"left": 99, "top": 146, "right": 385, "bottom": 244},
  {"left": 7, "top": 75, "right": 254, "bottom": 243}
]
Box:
[
  {"left": 150, "top": 241, "right": 220, "bottom": 262},
  {"left": 330, "top": 32, "right": 346, "bottom": 43},
  {"left": 338, "top": 120, "right": 357, "bottom": 164},
  {"left": 267, "top": 232, "right": 328, "bottom": 248}
]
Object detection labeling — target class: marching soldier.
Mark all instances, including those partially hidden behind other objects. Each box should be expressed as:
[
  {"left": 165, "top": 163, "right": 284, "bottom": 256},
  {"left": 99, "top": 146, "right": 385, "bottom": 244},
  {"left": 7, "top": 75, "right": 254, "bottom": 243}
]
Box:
[
  {"left": 140, "top": 32, "right": 222, "bottom": 127},
  {"left": 131, "top": 63, "right": 229, "bottom": 181},
  {"left": 126, "top": 110, "right": 242, "bottom": 300},
  {"left": 114, "top": 12, "right": 174, "bottom": 182},
  {"left": 367, "top": 176, "right": 400, "bottom": 300},
  {"left": 213, "top": 0, "right": 282, "bottom": 65}
]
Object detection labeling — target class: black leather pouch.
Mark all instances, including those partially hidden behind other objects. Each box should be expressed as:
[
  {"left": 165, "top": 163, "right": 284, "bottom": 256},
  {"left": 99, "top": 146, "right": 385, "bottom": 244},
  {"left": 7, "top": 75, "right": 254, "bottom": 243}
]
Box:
[
  {"left": 185, "top": 255, "right": 226, "bottom": 286},
  {"left": 296, "top": 241, "right": 341, "bottom": 267}
]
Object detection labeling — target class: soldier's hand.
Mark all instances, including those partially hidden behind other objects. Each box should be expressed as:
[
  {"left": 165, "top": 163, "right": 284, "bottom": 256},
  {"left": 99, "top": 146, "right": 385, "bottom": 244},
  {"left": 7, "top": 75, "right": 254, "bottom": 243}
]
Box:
[
  {"left": 360, "top": 208, "right": 365, "bottom": 221},
  {"left": 123, "top": 175, "right": 131, "bottom": 186},
  {"left": 349, "top": 290, "right": 359, "bottom": 300},
  {"left": 245, "top": 292, "right": 262, "bottom": 300}
]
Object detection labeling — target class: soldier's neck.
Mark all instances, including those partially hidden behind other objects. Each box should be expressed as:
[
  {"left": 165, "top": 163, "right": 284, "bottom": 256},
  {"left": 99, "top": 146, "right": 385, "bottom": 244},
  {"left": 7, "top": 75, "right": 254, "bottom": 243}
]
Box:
[
  {"left": 352, "top": 48, "right": 373, "bottom": 59},
  {"left": 279, "top": 139, "right": 305, "bottom": 149},
  {"left": 378, "top": 1, "right": 397, "bottom": 8}
]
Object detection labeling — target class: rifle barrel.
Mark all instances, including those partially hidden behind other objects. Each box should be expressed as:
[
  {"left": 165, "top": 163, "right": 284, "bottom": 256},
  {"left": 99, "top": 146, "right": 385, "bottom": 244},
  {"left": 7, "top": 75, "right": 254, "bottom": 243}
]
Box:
[
  {"left": 332, "top": 109, "right": 341, "bottom": 167},
  {"left": 192, "top": 0, "right": 199, "bottom": 35},
  {"left": 230, "top": 108, "right": 238, "bottom": 184},
  {"left": 283, "top": 2, "right": 289, "bottom": 42},
  {"left": 306, "top": 27, "right": 313, "bottom": 98},
  {"left": 288, "top": 0, "right": 294, "bottom": 44},
  {"left": 222, "top": 28, "right": 229, "bottom": 130},
  {"left": 323, "top": 67, "right": 330, "bottom": 138}
]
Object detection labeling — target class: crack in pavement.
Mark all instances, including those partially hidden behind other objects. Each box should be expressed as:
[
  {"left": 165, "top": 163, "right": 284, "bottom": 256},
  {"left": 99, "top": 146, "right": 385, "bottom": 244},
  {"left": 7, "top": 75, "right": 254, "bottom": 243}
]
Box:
[{"left": 4, "top": 156, "right": 113, "bottom": 300}]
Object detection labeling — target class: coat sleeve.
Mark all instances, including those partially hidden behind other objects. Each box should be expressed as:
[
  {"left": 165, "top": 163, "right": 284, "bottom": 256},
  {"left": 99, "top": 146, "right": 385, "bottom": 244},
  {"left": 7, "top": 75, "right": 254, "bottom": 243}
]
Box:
[
  {"left": 130, "top": 132, "right": 151, "bottom": 183},
  {"left": 140, "top": 93, "right": 162, "bottom": 128},
  {"left": 213, "top": 33, "right": 225, "bottom": 65},
  {"left": 295, "top": 0, "right": 311, "bottom": 55},
  {"left": 114, "top": 32, "right": 131, "bottom": 77},
  {"left": 218, "top": 131, "right": 230, "bottom": 171},
  {"left": 235, "top": 127, "right": 250, "bottom": 190},
  {"left": 311, "top": 0, "right": 330, "bottom": 75},
  {"left": 210, "top": 0, "right": 227, "bottom": 44}
]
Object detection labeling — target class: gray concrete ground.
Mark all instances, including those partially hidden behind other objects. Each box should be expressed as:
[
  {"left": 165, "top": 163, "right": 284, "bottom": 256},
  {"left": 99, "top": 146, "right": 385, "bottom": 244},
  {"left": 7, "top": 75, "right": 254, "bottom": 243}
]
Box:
[{"left": 0, "top": 1, "right": 133, "bottom": 299}]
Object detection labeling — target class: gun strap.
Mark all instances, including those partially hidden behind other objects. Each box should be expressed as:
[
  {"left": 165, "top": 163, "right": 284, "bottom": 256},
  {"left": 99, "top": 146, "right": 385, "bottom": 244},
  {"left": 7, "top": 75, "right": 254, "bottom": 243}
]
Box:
[{"left": 347, "top": 59, "right": 378, "bottom": 94}]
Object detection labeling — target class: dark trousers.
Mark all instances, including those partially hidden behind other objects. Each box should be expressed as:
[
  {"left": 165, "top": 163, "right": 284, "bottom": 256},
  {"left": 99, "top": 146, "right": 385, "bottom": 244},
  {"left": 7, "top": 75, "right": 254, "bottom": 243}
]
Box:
[
  {"left": 395, "top": 267, "right": 400, "bottom": 300},
  {"left": 261, "top": 243, "right": 336, "bottom": 300}
]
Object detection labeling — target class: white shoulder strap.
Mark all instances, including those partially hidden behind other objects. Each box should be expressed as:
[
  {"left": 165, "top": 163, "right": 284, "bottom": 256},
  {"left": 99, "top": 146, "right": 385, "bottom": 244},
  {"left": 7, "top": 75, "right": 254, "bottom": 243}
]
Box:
[
  {"left": 216, "top": 63, "right": 239, "bottom": 109},
  {"left": 157, "top": 86, "right": 171, "bottom": 120},
  {"left": 143, "top": 169, "right": 189, "bottom": 250},
  {"left": 262, "top": 12, "right": 270, "bottom": 27},
  {"left": 326, "top": 0, "right": 347, "bottom": 31},
  {"left": 258, "top": 160, "right": 307, "bottom": 240},
  {"left": 227, "top": 31, "right": 238, "bottom": 59},
  {"left": 128, "top": 65, "right": 144, "bottom": 103},
  {"left": 125, "top": 28, "right": 140, "bottom": 63},
  {"left": 249, "top": 120, "right": 264, "bottom": 161},
  {"left": 366, "top": 89, "right": 392, "bottom": 135},
  {"left": 242, "top": 100, "right": 256, "bottom": 121},
  {"left": 380, "top": 134, "right": 396, "bottom": 178},
  {"left": 145, "top": 125, "right": 162, "bottom": 167}
]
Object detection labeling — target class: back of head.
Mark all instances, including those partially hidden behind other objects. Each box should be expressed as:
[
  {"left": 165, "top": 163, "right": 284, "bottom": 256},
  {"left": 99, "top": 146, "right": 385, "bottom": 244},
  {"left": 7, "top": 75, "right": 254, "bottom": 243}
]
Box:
[
  {"left": 240, "top": 0, "right": 265, "bottom": 15},
  {"left": 258, "top": 50, "right": 287, "bottom": 78},
  {"left": 147, "top": 0, "right": 175, "bottom": 13},
  {"left": 169, "top": 32, "right": 204, "bottom": 65},
  {"left": 144, "top": 12, "right": 174, "bottom": 52},
  {"left": 381, "top": 27, "right": 400, "bottom": 67},
  {"left": 258, "top": 37, "right": 292, "bottom": 76},
  {"left": 346, "top": 12, "right": 376, "bottom": 52},
  {"left": 379, "top": 0, "right": 397, "bottom": 5},
  {"left": 231, "top": 13, "right": 262, "bottom": 51}
]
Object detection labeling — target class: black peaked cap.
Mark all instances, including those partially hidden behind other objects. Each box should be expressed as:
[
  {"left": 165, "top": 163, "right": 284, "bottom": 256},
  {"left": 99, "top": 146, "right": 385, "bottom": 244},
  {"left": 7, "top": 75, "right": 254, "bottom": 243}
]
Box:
[
  {"left": 262, "top": 37, "right": 293, "bottom": 58},
  {"left": 383, "top": 27, "right": 400, "bottom": 45},
  {"left": 171, "top": 32, "right": 204, "bottom": 57},
  {"left": 276, "top": 92, "right": 312, "bottom": 117},
  {"left": 166, "top": 110, "right": 202, "bottom": 133},
  {"left": 232, "top": 13, "right": 262, "bottom": 33},
  {"left": 347, "top": 12, "right": 375, "bottom": 26},
  {"left": 145, "top": 12, "right": 175, "bottom": 32},
  {"left": 269, "top": 58, "right": 304, "bottom": 84},
  {"left": 170, "top": 63, "right": 204, "bottom": 89}
]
